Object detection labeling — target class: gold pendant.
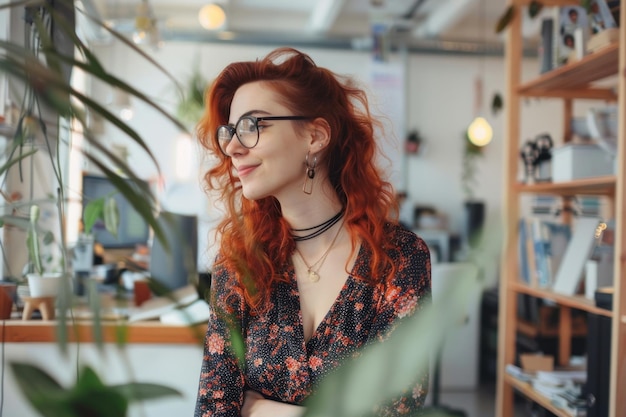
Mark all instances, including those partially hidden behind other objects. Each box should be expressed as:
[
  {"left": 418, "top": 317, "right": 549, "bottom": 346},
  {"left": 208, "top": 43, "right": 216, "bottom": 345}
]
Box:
[{"left": 308, "top": 269, "right": 320, "bottom": 283}]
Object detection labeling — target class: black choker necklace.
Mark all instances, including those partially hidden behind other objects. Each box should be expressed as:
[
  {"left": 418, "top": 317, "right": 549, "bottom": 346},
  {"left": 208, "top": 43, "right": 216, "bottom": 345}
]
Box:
[{"left": 291, "top": 210, "right": 344, "bottom": 242}]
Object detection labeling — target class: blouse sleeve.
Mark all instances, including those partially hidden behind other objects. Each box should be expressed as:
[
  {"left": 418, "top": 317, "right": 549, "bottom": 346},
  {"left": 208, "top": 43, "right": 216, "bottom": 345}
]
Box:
[
  {"left": 194, "top": 263, "right": 247, "bottom": 417},
  {"left": 369, "top": 231, "right": 432, "bottom": 416}
]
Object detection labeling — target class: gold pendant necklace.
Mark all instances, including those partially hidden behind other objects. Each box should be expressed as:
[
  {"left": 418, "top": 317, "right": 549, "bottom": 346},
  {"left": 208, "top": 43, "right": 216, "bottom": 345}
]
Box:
[{"left": 294, "top": 220, "right": 344, "bottom": 283}]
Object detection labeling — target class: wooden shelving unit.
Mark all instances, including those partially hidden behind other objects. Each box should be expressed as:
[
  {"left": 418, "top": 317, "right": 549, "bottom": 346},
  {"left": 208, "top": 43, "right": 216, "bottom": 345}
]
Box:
[
  {"left": 504, "top": 374, "right": 573, "bottom": 417},
  {"left": 510, "top": 282, "right": 613, "bottom": 317},
  {"left": 496, "top": 1, "right": 626, "bottom": 416},
  {"left": 514, "top": 175, "right": 616, "bottom": 196}
]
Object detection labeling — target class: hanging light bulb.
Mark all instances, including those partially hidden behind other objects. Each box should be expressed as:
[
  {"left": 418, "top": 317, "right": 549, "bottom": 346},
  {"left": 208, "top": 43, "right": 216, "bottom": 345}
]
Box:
[
  {"left": 198, "top": 3, "right": 226, "bottom": 30},
  {"left": 467, "top": 0, "right": 493, "bottom": 148},
  {"left": 467, "top": 76, "right": 493, "bottom": 147},
  {"left": 467, "top": 116, "right": 493, "bottom": 146}
]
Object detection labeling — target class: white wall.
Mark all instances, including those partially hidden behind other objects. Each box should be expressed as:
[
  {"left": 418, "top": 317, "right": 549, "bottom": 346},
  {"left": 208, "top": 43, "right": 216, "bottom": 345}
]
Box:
[
  {"left": 4, "top": 343, "right": 203, "bottom": 417},
  {"left": 88, "top": 41, "right": 573, "bottom": 280}
]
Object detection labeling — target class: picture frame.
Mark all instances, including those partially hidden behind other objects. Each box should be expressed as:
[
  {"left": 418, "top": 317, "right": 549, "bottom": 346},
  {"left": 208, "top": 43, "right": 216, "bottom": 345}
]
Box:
[
  {"left": 553, "top": 5, "right": 589, "bottom": 66},
  {"left": 588, "top": 0, "right": 618, "bottom": 35}
]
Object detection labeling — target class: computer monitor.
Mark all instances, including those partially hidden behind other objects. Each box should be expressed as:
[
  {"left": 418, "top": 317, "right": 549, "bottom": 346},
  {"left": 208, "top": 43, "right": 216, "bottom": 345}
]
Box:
[
  {"left": 149, "top": 211, "right": 198, "bottom": 291},
  {"left": 81, "top": 174, "right": 151, "bottom": 249}
]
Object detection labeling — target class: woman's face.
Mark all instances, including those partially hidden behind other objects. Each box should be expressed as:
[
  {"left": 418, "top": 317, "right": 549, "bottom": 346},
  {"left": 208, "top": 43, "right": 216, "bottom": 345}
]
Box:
[{"left": 224, "top": 81, "right": 311, "bottom": 201}]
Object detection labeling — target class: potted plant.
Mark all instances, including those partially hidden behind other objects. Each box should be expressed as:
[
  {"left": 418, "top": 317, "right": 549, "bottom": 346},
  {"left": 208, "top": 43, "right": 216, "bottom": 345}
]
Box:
[
  {"left": 461, "top": 130, "right": 486, "bottom": 249},
  {"left": 25, "top": 204, "right": 63, "bottom": 299},
  {"left": 0, "top": 0, "right": 187, "bottom": 413}
]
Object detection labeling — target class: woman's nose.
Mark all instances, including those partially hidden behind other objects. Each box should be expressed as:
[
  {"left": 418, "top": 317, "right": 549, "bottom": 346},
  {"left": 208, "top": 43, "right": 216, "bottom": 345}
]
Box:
[{"left": 225, "top": 134, "right": 247, "bottom": 156}]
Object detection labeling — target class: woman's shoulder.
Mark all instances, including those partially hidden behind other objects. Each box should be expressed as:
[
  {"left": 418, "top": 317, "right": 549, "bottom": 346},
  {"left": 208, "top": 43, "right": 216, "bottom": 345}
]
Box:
[{"left": 383, "top": 222, "right": 429, "bottom": 254}]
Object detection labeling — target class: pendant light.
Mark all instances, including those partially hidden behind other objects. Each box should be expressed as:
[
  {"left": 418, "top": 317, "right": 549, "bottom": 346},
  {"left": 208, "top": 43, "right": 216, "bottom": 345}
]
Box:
[
  {"left": 467, "top": 0, "right": 493, "bottom": 147},
  {"left": 198, "top": 3, "right": 226, "bottom": 30},
  {"left": 467, "top": 78, "right": 493, "bottom": 146}
]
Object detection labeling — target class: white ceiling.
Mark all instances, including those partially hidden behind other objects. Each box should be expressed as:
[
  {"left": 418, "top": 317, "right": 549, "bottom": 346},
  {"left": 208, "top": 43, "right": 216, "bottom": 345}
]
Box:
[{"left": 82, "top": 0, "right": 541, "bottom": 54}]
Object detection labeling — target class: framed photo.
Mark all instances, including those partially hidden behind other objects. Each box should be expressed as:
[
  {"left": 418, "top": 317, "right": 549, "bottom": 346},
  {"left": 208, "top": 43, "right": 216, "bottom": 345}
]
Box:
[
  {"left": 554, "top": 5, "right": 588, "bottom": 66},
  {"left": 588, "top": 0, "right": 618, "bottom": 34}
]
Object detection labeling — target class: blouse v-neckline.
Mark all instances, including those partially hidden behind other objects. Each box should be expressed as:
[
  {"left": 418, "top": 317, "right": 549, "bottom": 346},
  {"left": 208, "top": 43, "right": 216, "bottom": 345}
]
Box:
[{"left": 289, "top": 243, "right": 365, "bottom": 348}]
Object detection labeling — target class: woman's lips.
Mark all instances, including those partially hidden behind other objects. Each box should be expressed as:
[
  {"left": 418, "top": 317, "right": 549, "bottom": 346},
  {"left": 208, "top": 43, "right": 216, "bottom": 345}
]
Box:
[{"left": 236, "top": 165, "right": 257, "bottom": 177}]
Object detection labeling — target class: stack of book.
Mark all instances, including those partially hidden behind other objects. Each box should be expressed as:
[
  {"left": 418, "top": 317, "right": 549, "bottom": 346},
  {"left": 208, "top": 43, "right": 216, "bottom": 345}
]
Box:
[{"left": 553, "top": 388, "right": 589, "bottom": 416}]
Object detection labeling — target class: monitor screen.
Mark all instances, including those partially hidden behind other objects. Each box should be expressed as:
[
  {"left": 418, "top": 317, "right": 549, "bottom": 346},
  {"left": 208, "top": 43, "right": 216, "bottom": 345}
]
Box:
[{"left": 81, "top": 174, "right": 150, "bottom": 249}]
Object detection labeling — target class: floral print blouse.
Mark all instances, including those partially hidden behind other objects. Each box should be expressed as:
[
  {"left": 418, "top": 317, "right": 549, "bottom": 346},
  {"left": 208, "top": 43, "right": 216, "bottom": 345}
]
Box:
[{"left": 195, "top": 224, "right": 431, "bottom": 416}]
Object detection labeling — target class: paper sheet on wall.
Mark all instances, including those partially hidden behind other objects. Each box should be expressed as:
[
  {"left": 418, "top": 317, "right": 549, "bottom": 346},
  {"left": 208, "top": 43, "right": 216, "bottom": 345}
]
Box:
[
  {"left": 368, "top": 60, "right": 406, "bottom": 191},
  {"left": 552, "top": 217, "right": 600, "bottom": 295}
]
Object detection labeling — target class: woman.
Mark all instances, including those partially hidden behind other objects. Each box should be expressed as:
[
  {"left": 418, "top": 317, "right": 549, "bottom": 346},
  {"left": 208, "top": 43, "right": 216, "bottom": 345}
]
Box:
[{"left": 194, "top": 47, "right": 431, "bottom": 417}]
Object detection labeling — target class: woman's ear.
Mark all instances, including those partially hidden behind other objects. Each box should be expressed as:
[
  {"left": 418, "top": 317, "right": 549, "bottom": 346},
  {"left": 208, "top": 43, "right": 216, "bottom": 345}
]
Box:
[{"left": 309, "top": 117, "right": 331, "bottom": 151}]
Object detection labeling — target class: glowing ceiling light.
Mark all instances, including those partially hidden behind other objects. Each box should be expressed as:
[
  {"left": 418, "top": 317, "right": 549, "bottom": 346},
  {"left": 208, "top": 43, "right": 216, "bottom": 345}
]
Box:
[
  {"left": 198, "top": 4, "right": 226, "bottom": 30},
  {"left": 467, "top": 116, "right": 493, "bottom": 147}
]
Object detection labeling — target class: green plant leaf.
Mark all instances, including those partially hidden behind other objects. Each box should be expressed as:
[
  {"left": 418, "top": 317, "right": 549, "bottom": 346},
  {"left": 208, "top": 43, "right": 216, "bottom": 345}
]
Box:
[
  {"left": 0, "top": 50, "right": 162, "bottom": 171},
  {"left": 528, "top": 1, "right": 544, "bottom": 18},
  {"left": 491, "top": 92, "right": 504, "bottom": 115},
  {"left": 110, "top": 382, "right": 183, "bottom": 402},
  {"left": 495, "top": 5, "right": 516, "bottom": 34},
  {"left": 103, "top": 196, "right": 120, "bottom": 237},
  {"left": 82, "top": 157, "right": 166, "bottom": 249},
  {"left": 42, "top": 230, "right": 55, "bottom": 245},
  {"left": 73, "top": 5, "right": 185, "bottom": 99},
  {"left": 83, "top": 198, "right": 104, "bottom": 235},
  {"left": 0, "top": 215, "right": 31, "bottom": 230},
  {"left": 27, "top": 227, "right": 43, "bottom": 275},
  {"left": 29, "top": 44, "right": 188, "bottom": 134},
  {"left": 115, "top": 322, "right": 129, "bottom": 348},
  {"left": 0, "top": 144, "right": 38, "bottom": 178},
  {"left": 10, "top": 362, "right": 72, "bottom": 417},
  {"left": 87, "top": 279, "right": 104, "bottom": 351},
  {"left": 70, "top": 367, "right": 128, "bottom": 417}
]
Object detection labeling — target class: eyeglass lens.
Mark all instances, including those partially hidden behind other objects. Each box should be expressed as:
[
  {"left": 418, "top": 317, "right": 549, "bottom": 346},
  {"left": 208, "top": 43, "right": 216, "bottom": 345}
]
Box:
[
  {"left": 217, "top": 116, "right": 259, "bottom": 154},
  {"left": 218, "top": 116, "right": 313, "bottom": 155}
]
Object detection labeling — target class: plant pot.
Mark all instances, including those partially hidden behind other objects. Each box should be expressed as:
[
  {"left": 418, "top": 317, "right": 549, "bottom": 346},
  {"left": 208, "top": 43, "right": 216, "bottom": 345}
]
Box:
[
  {"left": 26, "top": 273, "right": 63, "bottom": 298},
  {"left": 0, "top": 282, "right": 17, "bottom": 319},
  {"left": 464, "top": 200, "right": 486, "bottom": 248}
]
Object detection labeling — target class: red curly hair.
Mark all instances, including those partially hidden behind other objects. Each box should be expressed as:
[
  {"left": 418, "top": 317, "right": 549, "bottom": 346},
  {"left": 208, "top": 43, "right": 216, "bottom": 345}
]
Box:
[{"left": 197, "top": 48, "right": 399, "bottom": 314}]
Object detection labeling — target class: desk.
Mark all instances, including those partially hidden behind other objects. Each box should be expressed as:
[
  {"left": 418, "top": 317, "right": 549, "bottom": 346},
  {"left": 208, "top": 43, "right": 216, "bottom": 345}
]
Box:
[
  {"left": 2, "top": 320, "right": 207, "bottom": 344},
  {"left": 2, "top": 319, "right": 207, "bottom": 417}
]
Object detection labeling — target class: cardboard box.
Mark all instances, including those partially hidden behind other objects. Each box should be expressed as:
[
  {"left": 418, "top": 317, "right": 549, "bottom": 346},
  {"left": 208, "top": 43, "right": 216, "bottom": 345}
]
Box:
[
  {"left": 551, "top": 144, "right": 614, "bottom": 182},
  {"left": 520, "top": 353, "right": 554, "bottom": 372}
]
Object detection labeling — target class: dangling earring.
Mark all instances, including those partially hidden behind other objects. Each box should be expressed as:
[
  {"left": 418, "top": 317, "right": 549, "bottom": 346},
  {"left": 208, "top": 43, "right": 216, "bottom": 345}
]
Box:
[{"left": 303, "top": 151, "right": 317, "bottom": 195}]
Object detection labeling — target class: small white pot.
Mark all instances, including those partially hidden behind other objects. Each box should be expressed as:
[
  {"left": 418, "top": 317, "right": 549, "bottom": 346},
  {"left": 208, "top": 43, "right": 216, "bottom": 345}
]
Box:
[{"left": 26, "top": 273, "right": 63, "bottom": 298}]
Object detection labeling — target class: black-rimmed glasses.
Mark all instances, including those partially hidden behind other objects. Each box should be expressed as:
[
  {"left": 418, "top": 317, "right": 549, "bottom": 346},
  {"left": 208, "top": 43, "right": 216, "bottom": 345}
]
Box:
[{"left": 216, "top": 115, "right": 311, "bottom": 155}]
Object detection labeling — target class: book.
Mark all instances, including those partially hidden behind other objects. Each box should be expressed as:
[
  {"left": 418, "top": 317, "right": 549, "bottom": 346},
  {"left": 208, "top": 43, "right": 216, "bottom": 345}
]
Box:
[
  {"left": 531, "top": 218, "right": 553, "bottom": 288},
  {"left": 536, "top": 370, "right": 587, "bottom": 385},
  {"left": 126, "top": 284, "right": 200, "bottom": 322},
  {"left": 159, "top": 299, "right": 211, "bottom": 325},
  {"left": 539, "top": 17, "right": 554, "bottom": 73},
  {"left": 543, "top": 221, "right": 572, "bottom": 281},
  {"left": 518, "top": 218, "right": 530, "bottom": 284},
  {"left": 552, "top": 217, "right": 601, "bottom": 295},
  {"left": 524, "top": 219, "right": 539, "bottom": 287}
]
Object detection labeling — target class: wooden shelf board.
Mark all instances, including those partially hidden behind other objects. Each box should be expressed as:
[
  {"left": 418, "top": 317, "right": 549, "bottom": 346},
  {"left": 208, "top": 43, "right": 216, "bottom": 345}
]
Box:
[
  {"left": 518, "top": 88, "right": 617, "bottom": 100},
  {"left": 518, "top": 44, "right": 619, "bottom": 95},
  {"left": 504, "top": 374, "right": 573, "bottom": 417},
  {"left": 513, "top": 0, "right": 580, "bottom": 6},
  {"left": 514, "top": 176, "right": 616, "bottom": 196},
  {"left": 1, "top": 320, "right": 207, "bottom": 345},
  {"left": 510, "top": 281, "right": 613, "bottom": 317},
  {"left": 517, "top": 318, "right": 588, "bottom": 338}
]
